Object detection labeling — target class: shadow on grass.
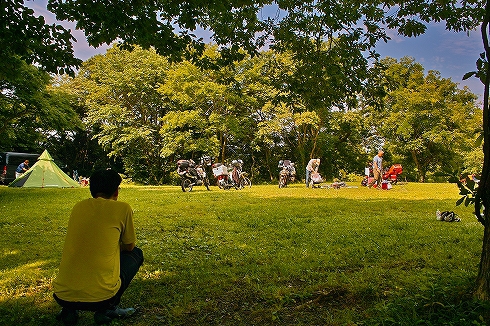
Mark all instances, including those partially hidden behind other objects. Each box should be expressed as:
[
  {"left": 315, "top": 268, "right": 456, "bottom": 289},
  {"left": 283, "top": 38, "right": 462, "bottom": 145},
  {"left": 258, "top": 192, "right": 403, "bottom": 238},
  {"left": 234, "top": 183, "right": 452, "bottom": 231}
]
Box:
[{"left": 1, "top": 278, "right": 488, "bottom": 326}]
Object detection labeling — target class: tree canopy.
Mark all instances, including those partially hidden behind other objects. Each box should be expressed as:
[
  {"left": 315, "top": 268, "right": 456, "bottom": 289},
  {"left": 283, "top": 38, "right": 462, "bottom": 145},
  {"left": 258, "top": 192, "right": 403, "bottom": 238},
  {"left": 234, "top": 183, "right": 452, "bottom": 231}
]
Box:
[
  {"left": 44, "top": 1, "right": 484, "bottom": 64},
  {"left": 1, "top": 0, "right": 81, "bottom": 75},
  {"left": 374, "top": 57, "right": 481, "bottom": 182},
  {"left": 0, "top": 60, "right": 81, "bottom": 152},
  {"left": 57, "top": 44, "right": 480, "bottom": 185}
]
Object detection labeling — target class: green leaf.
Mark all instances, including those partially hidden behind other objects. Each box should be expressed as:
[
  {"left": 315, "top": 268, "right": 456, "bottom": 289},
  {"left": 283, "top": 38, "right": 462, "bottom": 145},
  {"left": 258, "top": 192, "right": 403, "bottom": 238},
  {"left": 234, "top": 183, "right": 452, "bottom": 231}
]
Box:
[
  {"left": 456, "top": 196, "right": 465, "bottom": 206},
  {"left": 462, "top": 71, "right": 476, "bottom": 80}
]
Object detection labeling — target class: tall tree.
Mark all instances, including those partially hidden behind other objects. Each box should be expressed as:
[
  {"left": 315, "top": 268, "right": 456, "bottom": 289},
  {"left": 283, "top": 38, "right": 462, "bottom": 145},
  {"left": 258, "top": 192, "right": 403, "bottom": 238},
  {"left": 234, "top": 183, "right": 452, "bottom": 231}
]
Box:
[
  {"left": 75, "top": 46, "right": 171, "bottom": 184},
  {"left": 46, "top": 75, "right": 114, "bottom": 176},
  {"left": 469, "top": 0, "right": 490, "bottom": 301},
  {"left": 0, "top": 60, "right": 81, "bottom": 152},
  {"left": 377, "top": 57, "right": 480, "bottom": 182},
  {"left": 1, "top": 0, "right": 82, "bottom": 155},
  {"left": 157, "top": 48, "right": 232, "bottom": 162},
  {"left": 320, "top": 110, "right": 371, "bottom": 180}
]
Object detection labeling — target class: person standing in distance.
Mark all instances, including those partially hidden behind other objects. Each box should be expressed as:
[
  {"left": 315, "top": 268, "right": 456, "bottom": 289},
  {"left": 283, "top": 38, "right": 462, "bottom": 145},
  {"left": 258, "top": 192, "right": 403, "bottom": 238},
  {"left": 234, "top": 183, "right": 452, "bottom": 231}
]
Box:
[
  {"left": 15, "top": 159, "right": 29, "bottom": 178},
  {"left": 53, "top": 169, "right": 144, "bottom": 325},
  {"left": 305, "top": 158, "right": 320, "bottom": 188},
  {"left": 368, "top": 150, "right": 384, "bottom": 188}
]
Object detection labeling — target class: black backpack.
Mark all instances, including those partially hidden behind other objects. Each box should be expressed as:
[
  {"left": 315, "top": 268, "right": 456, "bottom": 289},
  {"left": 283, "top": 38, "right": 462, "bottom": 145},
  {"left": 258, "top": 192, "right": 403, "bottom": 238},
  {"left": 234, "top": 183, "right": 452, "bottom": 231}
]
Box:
[{"left": 437, "top": 211, "right": 460, "bottom": 222}]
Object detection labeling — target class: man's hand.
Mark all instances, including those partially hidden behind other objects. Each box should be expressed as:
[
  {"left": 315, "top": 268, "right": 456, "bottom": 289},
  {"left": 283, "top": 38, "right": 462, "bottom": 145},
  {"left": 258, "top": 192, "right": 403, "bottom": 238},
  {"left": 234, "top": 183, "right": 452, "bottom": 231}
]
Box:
[{"left": 121, "top": 242, "right": 135, "bottom": 252}]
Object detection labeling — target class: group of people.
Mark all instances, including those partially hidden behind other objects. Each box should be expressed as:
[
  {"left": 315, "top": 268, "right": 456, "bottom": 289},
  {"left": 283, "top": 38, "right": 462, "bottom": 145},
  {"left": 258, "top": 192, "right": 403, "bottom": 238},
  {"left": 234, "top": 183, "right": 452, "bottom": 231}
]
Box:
[{"left": 303, "top": 151, "right": 384, "bottom": 189}]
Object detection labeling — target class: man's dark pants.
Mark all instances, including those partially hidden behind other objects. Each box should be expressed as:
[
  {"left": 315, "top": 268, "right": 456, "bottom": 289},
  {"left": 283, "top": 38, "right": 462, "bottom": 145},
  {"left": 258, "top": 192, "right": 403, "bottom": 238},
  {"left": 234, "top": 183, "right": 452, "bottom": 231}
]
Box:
[{"left": 54, "top": 247, "right": 144, "bottom": 312}]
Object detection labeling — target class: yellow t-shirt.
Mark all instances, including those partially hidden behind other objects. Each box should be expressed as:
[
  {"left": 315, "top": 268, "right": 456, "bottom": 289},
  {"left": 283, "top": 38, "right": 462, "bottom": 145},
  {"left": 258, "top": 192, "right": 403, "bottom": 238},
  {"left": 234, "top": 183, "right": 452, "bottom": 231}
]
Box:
[{"left": 53, "top": 197, "right": 136, "bottom": 302}]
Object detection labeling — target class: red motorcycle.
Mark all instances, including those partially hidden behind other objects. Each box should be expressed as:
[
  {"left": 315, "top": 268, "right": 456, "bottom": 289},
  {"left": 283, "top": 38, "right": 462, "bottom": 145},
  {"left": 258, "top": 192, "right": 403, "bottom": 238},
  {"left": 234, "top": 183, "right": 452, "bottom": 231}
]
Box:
[
  {"left": 212, "top": 163, "right": 237, "bottom": 190},
  {"left": 362, "top": 164, "right": 403, "bottom": 187},
  {"left": 383, "top": 164, "right": 403, "bottom": 184}
]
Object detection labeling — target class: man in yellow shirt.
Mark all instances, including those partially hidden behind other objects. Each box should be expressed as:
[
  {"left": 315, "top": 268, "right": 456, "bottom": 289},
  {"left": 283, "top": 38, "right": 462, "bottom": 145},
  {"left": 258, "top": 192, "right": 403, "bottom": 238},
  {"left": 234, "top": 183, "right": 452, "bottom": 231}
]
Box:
[{"left": 53, "top": 169, "right": 144, "bottom": 325}]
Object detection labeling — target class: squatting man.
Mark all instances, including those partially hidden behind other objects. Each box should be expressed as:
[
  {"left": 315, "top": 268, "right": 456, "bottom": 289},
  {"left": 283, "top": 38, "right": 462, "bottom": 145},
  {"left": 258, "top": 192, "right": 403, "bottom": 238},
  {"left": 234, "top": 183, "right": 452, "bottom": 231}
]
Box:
[{"left": 53, "top": 169, "right": 144, "bottom": 325}]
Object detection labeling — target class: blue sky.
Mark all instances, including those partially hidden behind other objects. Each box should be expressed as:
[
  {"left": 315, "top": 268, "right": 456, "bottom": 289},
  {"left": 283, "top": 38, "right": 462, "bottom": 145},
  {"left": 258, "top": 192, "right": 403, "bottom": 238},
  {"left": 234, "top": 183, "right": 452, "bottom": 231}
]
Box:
[
  {"left": 27, "top": 1, "right": 484, "bottom": 98},
  {"left": 376, "top": 23, "right": 484, "bottom": 98}
]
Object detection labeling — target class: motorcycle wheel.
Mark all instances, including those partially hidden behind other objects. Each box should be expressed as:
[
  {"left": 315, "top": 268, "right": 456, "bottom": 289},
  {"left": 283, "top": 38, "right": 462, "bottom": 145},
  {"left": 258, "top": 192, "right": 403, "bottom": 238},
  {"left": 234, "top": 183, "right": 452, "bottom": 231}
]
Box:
[
  {"left": 181, "top": 178, "right": 193, "bottom": 192},
  {"left": 279, "top": 175, "right": 287, "bottom": 188},
  {"left": 242, "top": 177, "right": 252, "bottom": 188},
  {"left": 217, "top": 179, "right": 224, "bottom": 189}
]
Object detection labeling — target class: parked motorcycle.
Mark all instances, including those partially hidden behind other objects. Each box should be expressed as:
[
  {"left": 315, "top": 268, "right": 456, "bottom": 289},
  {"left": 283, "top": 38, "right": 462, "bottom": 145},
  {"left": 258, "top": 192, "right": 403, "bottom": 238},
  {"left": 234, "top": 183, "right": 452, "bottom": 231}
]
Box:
[
  {"left": 212, "top": 159, "right": 251, "bottom": 190},
  {"left": 177, "top": 159, "right": 210, "bottom": 192},
  {"left": 212, "top": 163, "right": 237, "bottom": 190},
  {"left": 231, "top": 159, "right": 252, "bottom": 189},
  {"left": 361, "top": 163, "right": 403, "bottom": 187}
]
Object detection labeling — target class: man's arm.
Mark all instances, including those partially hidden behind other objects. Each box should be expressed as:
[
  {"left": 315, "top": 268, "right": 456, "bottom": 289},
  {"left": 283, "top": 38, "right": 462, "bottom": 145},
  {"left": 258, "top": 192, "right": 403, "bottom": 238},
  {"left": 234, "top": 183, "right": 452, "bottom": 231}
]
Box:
[
  {"left": 120, "top": 205, "right": 136, "bottom": 252},
  {"left": 121, "top": 242, "right": 135, "bottom": 252}
]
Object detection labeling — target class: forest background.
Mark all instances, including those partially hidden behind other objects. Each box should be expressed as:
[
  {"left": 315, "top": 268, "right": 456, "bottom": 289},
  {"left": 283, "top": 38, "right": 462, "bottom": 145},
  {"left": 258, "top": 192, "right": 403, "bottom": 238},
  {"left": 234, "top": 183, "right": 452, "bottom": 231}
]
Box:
[
  {"left": 0, "top": 1, "right": 484, "bottom": 186},
  {"left": 1, "top": 44, "right": 483, "bottom": 185}
]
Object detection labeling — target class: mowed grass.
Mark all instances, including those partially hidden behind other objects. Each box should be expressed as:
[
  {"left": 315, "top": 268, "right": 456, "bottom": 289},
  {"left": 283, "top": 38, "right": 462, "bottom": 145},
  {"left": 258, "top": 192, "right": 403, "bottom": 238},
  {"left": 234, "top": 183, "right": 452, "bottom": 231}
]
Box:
[{"left": 1, "top": 182, "right": 489, "bottom": 325}]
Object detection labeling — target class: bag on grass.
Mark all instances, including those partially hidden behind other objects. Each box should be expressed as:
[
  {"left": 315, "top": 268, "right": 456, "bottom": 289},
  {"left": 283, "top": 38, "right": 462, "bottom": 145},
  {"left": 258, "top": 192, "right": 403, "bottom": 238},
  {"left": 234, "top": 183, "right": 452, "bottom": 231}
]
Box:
[{"left": 436, "top": 210, "right": 460, "bottom": 222}]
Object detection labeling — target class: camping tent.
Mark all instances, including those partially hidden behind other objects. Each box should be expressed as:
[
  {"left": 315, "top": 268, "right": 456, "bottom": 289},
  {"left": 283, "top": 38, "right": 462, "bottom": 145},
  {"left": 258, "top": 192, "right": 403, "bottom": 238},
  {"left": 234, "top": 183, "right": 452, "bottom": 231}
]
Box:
[{"left": 9, "top": 150, "right": 80, "bottom": 188}]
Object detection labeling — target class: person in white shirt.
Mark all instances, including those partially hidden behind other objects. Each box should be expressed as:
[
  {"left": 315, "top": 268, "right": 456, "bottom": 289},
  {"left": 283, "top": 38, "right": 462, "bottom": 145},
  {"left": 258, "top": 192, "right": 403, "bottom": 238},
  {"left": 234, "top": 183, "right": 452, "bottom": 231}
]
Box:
[{"left": 305, "top": 158, "right": 320, "bottom": 188}]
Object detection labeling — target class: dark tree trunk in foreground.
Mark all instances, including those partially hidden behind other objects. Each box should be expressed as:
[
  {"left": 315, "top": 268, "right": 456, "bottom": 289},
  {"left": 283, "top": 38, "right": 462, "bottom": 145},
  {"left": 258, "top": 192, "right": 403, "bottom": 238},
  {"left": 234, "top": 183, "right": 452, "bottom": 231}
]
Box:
[
  {"left": 475, "top": 0, "right": 490, "bottom": 301},
  {"left": 476, "top": 220, "right": 490, "bottom": 300}
]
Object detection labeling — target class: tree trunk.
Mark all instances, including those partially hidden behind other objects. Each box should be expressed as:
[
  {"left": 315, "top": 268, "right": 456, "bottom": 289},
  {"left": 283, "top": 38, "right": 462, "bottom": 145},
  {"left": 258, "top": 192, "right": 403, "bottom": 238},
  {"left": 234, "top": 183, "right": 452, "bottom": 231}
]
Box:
[
  {"left": 476, "top": 212, "right": 490, "bottom": 300},
  {"left": 264, "top": 147, "right": 274, "bottom": 181},
  {"left": 220, "top": 131, "right": 226, "bottom": 163},
  {"left": 410, "top": 149, "right": 425, "bottom": 182},
  {"left": 310, "top": 127, "right": 320, "bottom": 159},
  {"left": 475, "top": 0, "right": 490, "bottom": 300},
  {"left": 250, "top": 153, "right": 256, "bottom": 181}
]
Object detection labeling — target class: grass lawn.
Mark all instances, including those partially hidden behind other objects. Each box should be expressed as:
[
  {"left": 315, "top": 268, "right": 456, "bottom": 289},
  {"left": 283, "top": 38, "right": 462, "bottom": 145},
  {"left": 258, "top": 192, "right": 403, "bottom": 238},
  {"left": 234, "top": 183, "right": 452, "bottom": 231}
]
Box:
[{"left": 0, "top": 182, "right": 489, "bottom": 325}]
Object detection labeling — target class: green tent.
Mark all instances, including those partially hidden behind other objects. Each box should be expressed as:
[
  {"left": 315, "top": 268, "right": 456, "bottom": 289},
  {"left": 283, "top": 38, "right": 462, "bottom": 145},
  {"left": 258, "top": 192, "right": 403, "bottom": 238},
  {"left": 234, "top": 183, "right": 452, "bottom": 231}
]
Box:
[{"left": 9, "top": 150, "right": 80, "bottom": 188}]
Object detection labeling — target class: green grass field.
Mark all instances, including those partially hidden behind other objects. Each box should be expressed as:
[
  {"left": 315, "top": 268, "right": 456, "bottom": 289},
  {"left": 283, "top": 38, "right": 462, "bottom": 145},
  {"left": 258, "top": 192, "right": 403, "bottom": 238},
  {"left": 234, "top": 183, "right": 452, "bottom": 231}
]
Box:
[{"left": 1, "top": 182, "right": 489, "bottom": 325}]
